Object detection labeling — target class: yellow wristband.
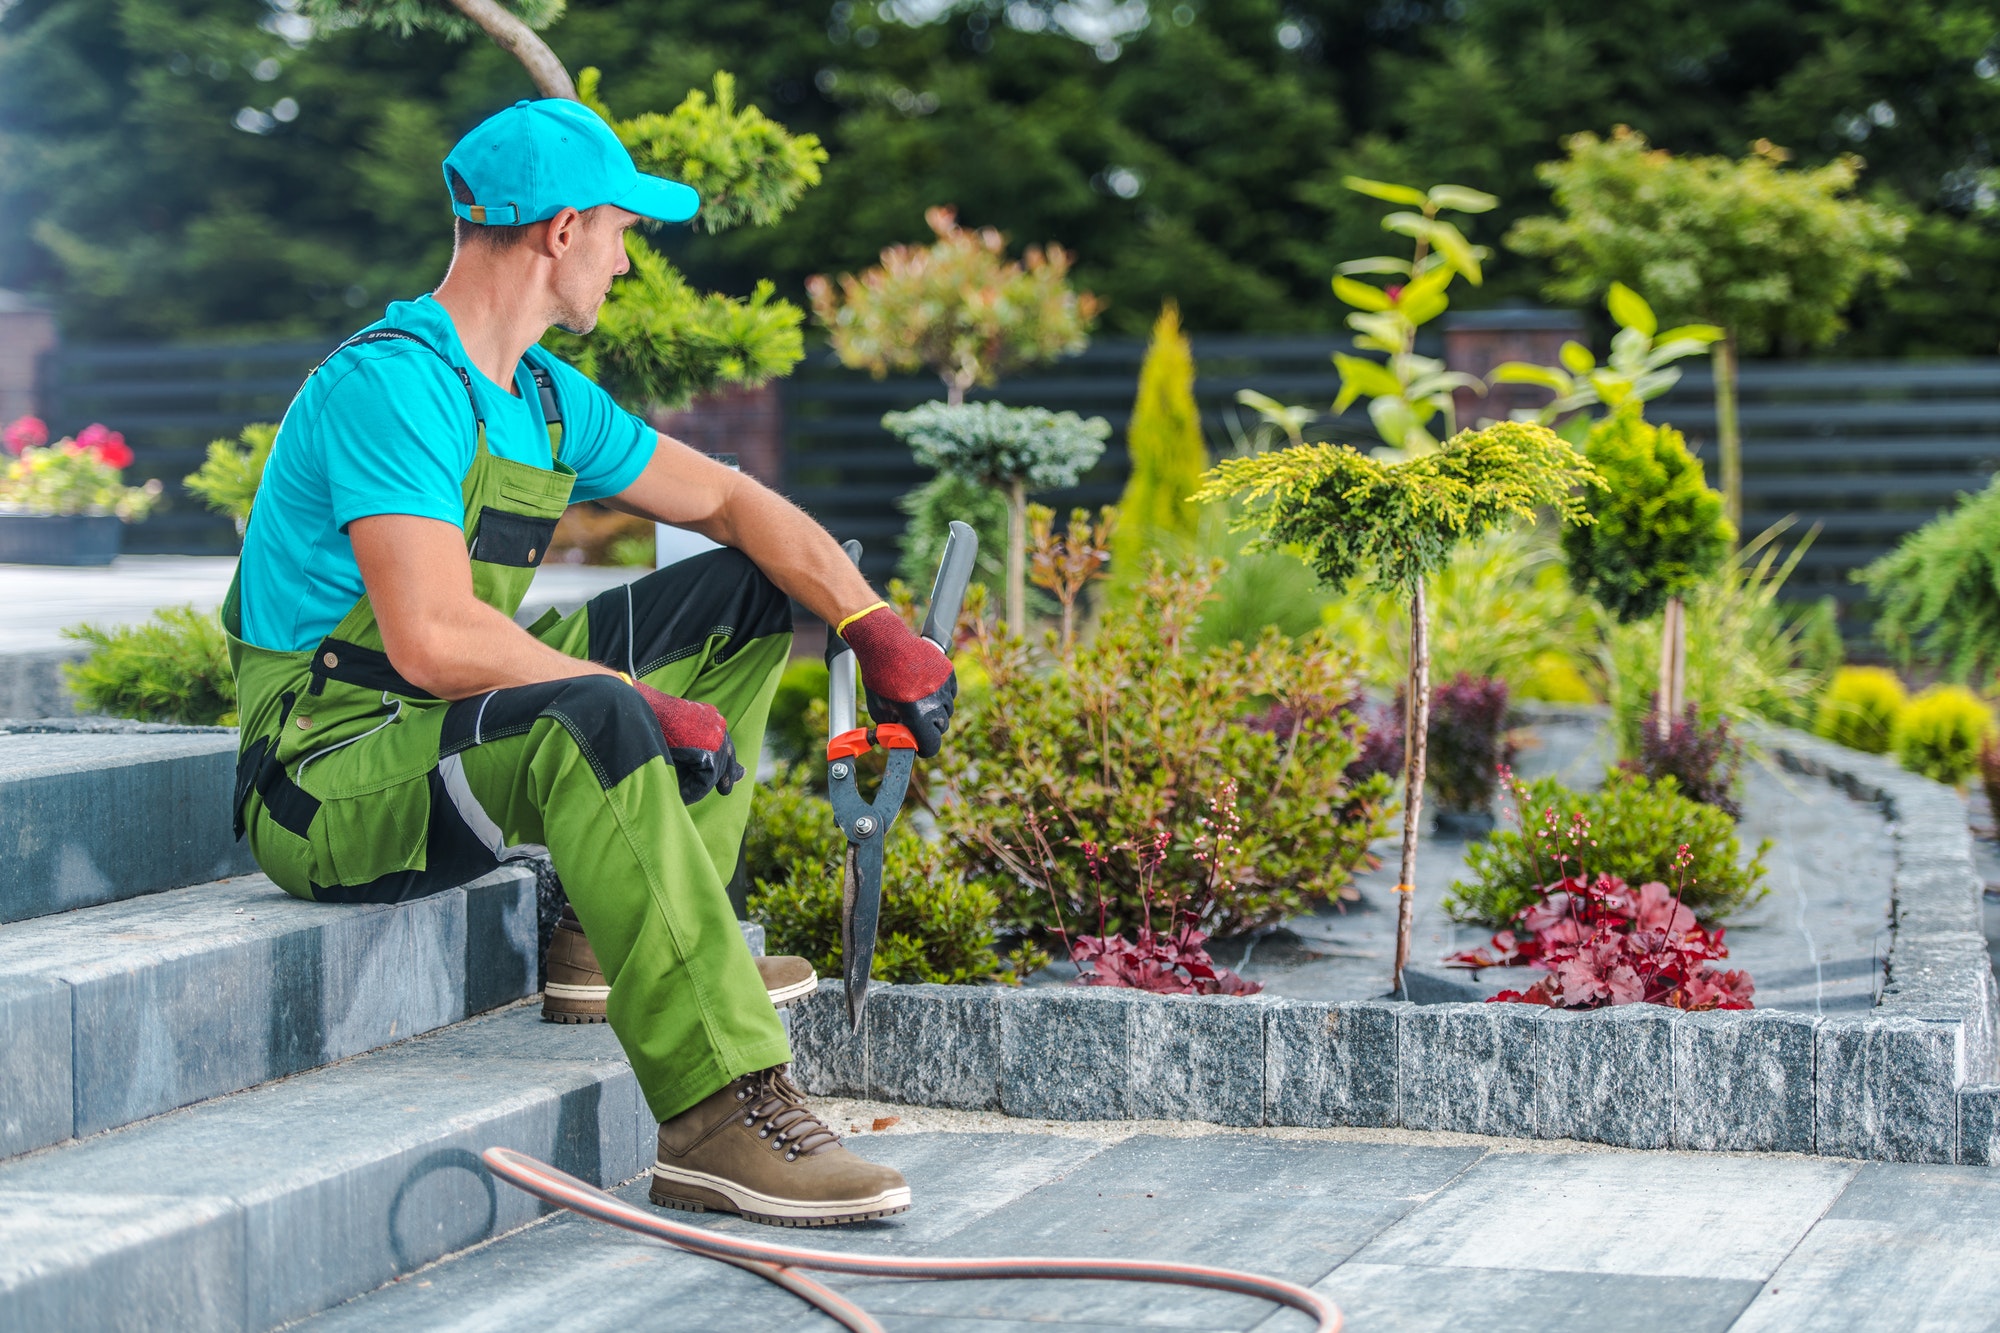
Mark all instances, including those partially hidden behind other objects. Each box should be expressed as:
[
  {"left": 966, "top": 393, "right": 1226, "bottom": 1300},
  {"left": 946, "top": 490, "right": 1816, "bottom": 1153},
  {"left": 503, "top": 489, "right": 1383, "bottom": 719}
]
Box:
[
  {"left": 615, "top": 670, "right": 634, "bottom": 686},
  {"left": 834, "top": 600, "right": 889, "bottom": 637}
]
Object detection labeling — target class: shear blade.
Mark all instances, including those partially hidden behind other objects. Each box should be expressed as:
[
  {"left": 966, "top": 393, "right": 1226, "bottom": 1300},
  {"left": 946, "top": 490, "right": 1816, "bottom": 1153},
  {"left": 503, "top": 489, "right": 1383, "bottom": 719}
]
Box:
[{"left": 841, "top": 846, "right": 877, "bottom": 1032}]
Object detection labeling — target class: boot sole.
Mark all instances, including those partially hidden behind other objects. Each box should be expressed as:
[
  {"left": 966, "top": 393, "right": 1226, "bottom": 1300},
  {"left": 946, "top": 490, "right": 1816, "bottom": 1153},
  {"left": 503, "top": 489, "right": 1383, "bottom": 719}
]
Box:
[
  {"left": 648, "top": 1164, "right": 911, "bottom": 1228},
  {"left": 542, "top": 974, "right": 819, "bottom": 1024}
]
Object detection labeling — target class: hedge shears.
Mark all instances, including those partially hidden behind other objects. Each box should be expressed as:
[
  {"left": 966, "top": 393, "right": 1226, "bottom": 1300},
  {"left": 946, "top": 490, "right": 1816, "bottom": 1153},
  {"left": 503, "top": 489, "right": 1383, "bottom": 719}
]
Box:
[{"left": 827, "top": 520, "right": 977, "bottom": 1031}]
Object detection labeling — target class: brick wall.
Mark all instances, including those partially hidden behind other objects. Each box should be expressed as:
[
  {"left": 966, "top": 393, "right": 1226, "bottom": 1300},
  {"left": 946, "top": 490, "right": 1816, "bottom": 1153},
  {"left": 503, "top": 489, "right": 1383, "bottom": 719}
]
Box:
[{"left": 646, "top": 382, "right": 782, "bottom": 488}]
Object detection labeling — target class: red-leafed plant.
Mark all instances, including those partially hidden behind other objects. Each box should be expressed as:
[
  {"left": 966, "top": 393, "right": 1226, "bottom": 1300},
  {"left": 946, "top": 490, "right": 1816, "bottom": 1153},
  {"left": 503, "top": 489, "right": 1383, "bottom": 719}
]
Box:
[
  {"left": 1444, "top": 767, "right": 1754, "bottom": 1011},
  {"left": 1041, "top": 782, "right": 1264, "bottom": 997}
]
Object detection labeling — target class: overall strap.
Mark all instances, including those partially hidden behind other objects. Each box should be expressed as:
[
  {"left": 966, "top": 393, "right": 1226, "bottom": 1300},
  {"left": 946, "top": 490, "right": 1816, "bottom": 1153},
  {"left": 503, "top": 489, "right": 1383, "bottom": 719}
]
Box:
[
  {"left": 521, "top": 345, "right": 566, "bottom": 465},
  {"left": 314, "top": 327, "right": 485, "bottom": 434}
]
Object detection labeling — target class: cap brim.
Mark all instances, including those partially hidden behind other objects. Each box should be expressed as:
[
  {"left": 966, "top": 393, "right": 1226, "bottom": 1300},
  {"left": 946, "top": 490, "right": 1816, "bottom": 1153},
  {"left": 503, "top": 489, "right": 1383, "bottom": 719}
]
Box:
[{"left": 613, "top": 174, "right": 700, "bottom": 224}]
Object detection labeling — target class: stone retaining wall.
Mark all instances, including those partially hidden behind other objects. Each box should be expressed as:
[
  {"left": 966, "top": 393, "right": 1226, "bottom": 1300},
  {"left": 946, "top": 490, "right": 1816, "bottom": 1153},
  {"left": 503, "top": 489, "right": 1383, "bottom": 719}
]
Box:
[{"left": 789, "top": 726, "right": 2000, "bottom": 1164}]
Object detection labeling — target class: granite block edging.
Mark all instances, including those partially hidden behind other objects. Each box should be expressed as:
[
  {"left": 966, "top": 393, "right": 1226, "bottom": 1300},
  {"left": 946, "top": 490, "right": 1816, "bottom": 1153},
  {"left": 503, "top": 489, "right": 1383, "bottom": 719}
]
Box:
[{"left": 787, "top": 726, "right": 2000, "bottom": 1163}]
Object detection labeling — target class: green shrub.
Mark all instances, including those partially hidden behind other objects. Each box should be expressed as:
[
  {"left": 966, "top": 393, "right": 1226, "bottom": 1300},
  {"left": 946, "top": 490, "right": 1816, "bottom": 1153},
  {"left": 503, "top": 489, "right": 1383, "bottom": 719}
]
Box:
[
  {"left": 1562, "top": 409, "right": 1732, "bottom": 623},
  {"left": 61, "top": 605, "right": 237, "bottom": 725},
  {"left": 1860, "top": 473, "right": 2000, "bottom": 684},
  {"left": 1814, "top": 665, "right": 1907, "bottom": 755},
  {"left": 183, "top": 423, "right": 277, "bottom": 526},
  {"left": 932, "top": 563, "right": 1393, "bottom": 941},
  {"left": 896, "top": 470, "right": 1009, "bottom": 603},
  {"left": 1109, "top": 302, "right": 1206, "bottom": 593},
  {"left": 743, "top": 764, "right": 1017, "bottom": 984},
  {"left": 1446, "top": 771, "right": 1769, "bottom": 927},
  {"left": 1891, "top": 684, "right": 1994, "bottom": 784},
  {"left": 765, "top": 658, "right": 829, "bottom": 768}
]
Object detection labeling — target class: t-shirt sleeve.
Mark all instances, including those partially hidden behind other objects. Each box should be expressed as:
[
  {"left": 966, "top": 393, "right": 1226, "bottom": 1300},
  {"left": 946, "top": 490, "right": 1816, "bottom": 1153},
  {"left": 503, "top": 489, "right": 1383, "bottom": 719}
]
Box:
[
  {"left": 316, "top": 350, "right": 475, "bottom": 532},
  {"left": 539, "top": 353, "right": 657, "bottom": 502}
]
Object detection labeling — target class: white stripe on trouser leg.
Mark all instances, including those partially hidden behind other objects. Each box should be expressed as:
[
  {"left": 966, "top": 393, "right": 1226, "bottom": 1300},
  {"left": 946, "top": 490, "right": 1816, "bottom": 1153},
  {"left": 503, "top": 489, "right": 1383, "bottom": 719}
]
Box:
[{"left": 438, "top": 752, "right": 548, "bottom": 863}]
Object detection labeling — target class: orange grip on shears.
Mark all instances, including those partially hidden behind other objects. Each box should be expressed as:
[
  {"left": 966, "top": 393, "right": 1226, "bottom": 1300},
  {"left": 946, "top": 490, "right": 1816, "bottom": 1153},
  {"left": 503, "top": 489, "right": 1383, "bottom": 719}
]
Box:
[
  {"left": 874, "top": 723, "right": 919, "bottom": 751},
  {"left": 826, "top": 728, "right": 872, "bottom": 761}
]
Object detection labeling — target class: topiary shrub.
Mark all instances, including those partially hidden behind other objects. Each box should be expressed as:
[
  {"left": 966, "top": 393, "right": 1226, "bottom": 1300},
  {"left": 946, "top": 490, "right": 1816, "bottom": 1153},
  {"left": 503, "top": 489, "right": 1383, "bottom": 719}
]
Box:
[
  {"left": 743, "top": 764, "right": 1022, "bottom": 984},
  {"left": 1892, "top": 684, "right": 1994, "bottom": 785},
  {"left": 1446, "top": 770, "right": 1768, "bottom": 928},
  {"left": 1814, "top": 665, "right": 1907, "bottom": 755},
  {"left": 1562, "top": 409, "right": 1732, "bottom": 624},
  {"left": 61, "top": 605, "right": 237, "bottom": 725}
]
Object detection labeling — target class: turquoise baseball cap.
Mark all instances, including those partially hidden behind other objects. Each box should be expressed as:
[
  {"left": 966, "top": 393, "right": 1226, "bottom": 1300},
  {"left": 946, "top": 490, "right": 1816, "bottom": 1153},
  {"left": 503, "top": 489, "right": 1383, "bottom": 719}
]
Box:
[{"left": 442, "top": 98, "right": 699, "bottom": 227}]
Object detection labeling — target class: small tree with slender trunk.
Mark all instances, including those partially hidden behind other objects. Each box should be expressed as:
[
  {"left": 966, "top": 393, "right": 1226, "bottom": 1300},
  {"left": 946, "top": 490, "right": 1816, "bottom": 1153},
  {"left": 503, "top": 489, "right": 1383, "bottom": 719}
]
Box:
[
  {"left": 1507, "top": 127, "right": 1906, "bottom": 531},
  {"left": 806, "top": 207, "right": 1102, "bottom": 406},
  {"left": 881, "top": 402, "right": 1109, "bottom": 632},
  {"left": 1196, "top": 421, "right": 1598, "bottom": 995}
]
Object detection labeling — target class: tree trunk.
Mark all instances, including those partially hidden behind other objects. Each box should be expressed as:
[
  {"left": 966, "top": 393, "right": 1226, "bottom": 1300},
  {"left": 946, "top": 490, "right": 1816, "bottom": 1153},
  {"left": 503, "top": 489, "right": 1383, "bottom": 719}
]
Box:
[
  {"left": 1655, "top": 595, "right": 1686, "bottom": 740},
  {"left": 1713, "top": 333, "right": 1742, "bottom": 537},
  {"left": 1391, "top": 579, "right": 1430, "bottom": 998},
  {"left": 442, "top": 0, "right": 577, "bottom": 99},
  {"left": 1005, "top": 477, "right": 1027, "bottom": 632}
]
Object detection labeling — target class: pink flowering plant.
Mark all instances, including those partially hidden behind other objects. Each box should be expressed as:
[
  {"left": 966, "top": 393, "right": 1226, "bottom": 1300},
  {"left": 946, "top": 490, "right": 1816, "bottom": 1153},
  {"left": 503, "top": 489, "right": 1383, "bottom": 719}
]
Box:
[
  {"left": 1, "top": 417, "right": 159, "bottom": 520},
  {"left": 1445, "top": 765, "right": 1755, "bottom": 1011},
  {"left": 1030, "top": 782, "right": 1264, "bottom": 997}
]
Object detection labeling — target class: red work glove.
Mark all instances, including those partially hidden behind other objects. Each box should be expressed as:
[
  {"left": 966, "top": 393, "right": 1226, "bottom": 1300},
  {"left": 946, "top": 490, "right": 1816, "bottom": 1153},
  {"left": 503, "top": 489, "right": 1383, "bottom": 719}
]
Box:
[
  {"left": 836, "top": 604, "right": 957, "bottom": 759},
  {"left": 631, "top": 679, "right": 744, "bottom": 805}
]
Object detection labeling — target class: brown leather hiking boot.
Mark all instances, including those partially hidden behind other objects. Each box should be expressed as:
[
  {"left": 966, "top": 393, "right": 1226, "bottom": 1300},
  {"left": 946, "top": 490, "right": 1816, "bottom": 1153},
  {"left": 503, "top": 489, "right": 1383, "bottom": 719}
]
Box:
[
  {"left": 650, "top": 1066, "right": 910, "bottom": 1226},
  {"left": 542, "top": 913, "right": 817, "bottom": 1023}
]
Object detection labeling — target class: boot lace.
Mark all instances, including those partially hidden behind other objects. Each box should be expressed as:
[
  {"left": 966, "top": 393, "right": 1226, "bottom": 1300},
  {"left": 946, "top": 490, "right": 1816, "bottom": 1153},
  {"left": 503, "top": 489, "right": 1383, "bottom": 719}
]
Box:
[{"left": 735, "top": 1067, "right": 841, "bottom": 1162}]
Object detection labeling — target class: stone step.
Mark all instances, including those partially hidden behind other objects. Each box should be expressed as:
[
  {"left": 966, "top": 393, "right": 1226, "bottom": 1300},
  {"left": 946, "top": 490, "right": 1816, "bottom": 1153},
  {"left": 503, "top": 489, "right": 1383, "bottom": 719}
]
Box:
[
  {"left": 0, "top": 1005, "right": 653, "bottom": 1333},
  {"left": 0, "top": 865, "right": 539, "bottom": 1159},
  {"left": 0, "top": 722, "right": 256, "bottom": 924}
]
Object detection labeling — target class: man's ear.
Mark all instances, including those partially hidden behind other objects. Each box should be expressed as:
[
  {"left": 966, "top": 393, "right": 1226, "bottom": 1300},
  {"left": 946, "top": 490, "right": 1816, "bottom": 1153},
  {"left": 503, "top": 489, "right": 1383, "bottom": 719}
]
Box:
[{"left": 538, "top": 207, "right": 583, "bottom": 259}]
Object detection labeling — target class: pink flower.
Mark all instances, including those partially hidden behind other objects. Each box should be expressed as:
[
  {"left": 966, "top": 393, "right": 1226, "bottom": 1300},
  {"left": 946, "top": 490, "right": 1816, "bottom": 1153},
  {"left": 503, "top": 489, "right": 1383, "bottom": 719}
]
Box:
[
  {"left": 76, "top": 424, "right": 132, "bottom": 470},
  {"left": 3, "top": 416, "right": 47, "bottom": 455}
]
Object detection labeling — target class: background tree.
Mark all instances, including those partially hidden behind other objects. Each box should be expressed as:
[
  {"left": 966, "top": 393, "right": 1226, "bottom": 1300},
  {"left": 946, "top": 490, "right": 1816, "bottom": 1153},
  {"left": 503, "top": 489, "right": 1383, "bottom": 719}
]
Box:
[
  {"left": 1196, "top": 420, "right": 1597, "bottom": 995},
  {"left": 881, "top": 401, "right": 1108, "bottom": 631},
  {"left": 806, "top": 206, "right": 1100, "bottom": 406},
  {"left": 301, "top": 0, "right": 573, "bottom": 96},
  {"left": 1507, "top": 127, "right": 1908, "bottom": 528},
  {"left": 1108, "top": 302, "right": 1205, "bottom": 593}
]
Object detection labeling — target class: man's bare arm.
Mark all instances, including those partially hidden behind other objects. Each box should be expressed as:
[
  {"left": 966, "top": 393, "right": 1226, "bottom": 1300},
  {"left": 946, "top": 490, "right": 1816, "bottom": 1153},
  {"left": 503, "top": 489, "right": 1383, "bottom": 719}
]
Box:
[
  {"left": 603, "top": 434, "right": 878, "bottom": 624},
  {"left": 350, "top": 514, "right": 619, "bottom": 701}
]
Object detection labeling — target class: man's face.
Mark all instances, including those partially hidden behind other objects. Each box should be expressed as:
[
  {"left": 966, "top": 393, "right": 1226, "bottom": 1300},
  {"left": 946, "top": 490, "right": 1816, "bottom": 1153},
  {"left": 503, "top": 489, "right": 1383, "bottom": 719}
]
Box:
[{"left": 549, "top": 205, "right": 639, "bottom": 336}]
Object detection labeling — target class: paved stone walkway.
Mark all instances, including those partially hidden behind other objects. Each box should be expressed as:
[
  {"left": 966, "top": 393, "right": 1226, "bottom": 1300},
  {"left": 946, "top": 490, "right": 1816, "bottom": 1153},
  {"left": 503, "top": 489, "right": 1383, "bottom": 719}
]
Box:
[{"left": 305, "top": 1108, "right": 2000, "bottom": 1332}]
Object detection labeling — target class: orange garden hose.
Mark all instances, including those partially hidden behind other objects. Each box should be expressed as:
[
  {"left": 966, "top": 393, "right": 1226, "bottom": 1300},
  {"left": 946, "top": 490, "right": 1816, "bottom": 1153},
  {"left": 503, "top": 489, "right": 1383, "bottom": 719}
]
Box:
[{"left": 482, "top": 1147, "right": 1342, "bottom": 1333}]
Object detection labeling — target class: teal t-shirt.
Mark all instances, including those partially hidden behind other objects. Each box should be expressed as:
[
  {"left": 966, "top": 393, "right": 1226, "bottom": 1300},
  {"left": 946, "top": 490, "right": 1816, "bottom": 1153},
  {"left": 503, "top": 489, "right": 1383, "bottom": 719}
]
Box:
[{"left": 239, "top": 296, "right": 654, "bottom": 651}]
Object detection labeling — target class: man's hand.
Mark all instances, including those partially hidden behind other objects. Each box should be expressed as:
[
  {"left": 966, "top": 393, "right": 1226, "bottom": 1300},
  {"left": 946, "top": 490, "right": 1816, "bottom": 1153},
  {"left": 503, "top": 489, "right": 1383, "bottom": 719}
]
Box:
[
  {"left": 837, "top": 605, "right": 957, "bottom": 758},
  {"left": 630, "top": 680, "right": 744, "bottom": 804}
]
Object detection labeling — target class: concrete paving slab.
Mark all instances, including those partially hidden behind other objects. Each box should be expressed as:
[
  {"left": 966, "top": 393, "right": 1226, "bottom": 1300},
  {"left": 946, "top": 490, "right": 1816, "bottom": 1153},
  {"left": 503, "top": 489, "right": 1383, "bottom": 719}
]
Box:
[
  {"left": 0, "top": 867, "right": 538, "bottom": 1151},
  {"left": 0, "top": 1005, "right": 652, "bottom": 1330},
  {"left": 0, "top": 1191, "right": 244, "bottom": 1332},
  {"left": 1728, "top": 1219, "right": 2000, "bottom": 1332},
  {"left": 850, "top": 1135, "right": 1483, "bottom": 1327},
  {"left": 0, "top": 729, "right": 254, "bottom": 921},
  {"left": 1303, "top": 1261, "right": 1759, "bottom": 1333},
  {"left": 0, "top": 976, "right": 69, "bottom": 1157},
  {"left": 1348, "top": 1150, "right": 1857, "bottom": 1281}
]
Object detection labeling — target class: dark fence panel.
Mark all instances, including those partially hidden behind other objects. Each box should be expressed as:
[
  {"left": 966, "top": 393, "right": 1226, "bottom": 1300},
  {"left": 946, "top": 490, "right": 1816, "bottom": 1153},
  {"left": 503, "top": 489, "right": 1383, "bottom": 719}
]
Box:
[
  {"left": 1651, "top": 361, "right": 2000, "bottom": 616},
  {"left": 45, "top": 334, "right": 2000, "bottom": 626},
  {"left": 43, "top": 340, "right": 331, "bottom": 554}
]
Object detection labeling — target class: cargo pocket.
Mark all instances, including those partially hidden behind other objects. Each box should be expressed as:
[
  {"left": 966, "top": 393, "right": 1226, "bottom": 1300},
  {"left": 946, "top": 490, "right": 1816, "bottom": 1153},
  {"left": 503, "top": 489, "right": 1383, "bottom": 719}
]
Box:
[{"left": 308, "top": 774, "right": 432, "bottom": 890}]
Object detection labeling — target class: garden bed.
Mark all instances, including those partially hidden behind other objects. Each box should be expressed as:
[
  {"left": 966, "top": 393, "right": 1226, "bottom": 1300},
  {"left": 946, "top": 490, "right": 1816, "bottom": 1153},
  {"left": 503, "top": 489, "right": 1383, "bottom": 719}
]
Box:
[{"left": 787, "top": 723, "right": 2000, "bottom": 1164}]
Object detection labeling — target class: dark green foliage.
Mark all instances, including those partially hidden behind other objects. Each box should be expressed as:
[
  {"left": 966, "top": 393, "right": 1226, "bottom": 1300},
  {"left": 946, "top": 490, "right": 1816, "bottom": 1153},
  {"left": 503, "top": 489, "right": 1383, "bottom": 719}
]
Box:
[
  {"left": 931, "top": 563, "right": 1393, "bottom": 940},
  {"left": 896, "top": 471, "right": 1007, "bottom": 601},
  {"left": 62, "top": 605, "right": 237, "bottom": 725},
  {"left": 1860, "top": 475, "right": 2000, "bottom": 685},
  {"left": 764, "top": 658, "right": 827, "bottom": 768},
  {"left": 183, "top": 423, "right": 277, "bottom": 524},
  {"left": 742, "top": 763, "right": 1013, "bottom": 985},
  {"left": 1447, "top": 771, "right": 1769, "bottom": 928},
  {"left": 1562, "top": 410, "right": 1732, "bottom": 623}
]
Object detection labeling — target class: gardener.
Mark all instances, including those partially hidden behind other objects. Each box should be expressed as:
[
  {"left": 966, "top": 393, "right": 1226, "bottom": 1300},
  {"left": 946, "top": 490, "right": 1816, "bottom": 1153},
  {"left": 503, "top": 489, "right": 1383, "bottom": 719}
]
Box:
[{"left": 224, "top": 98, "right": 957, "bottom": 1227}]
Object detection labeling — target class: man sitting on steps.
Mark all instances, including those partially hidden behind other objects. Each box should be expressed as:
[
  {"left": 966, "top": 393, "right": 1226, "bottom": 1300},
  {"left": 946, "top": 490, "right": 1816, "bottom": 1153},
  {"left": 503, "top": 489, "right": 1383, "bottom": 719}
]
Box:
[{"left": 224, "top": 98, "right": 956, "bottom": 1227}]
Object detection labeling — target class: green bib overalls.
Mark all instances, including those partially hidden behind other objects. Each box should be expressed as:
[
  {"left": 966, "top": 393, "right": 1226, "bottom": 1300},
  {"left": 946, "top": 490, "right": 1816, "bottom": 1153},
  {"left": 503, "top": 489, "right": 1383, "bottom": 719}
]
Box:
[{"left": 225, "top": 329, "right": 792, "bottom": 1121}]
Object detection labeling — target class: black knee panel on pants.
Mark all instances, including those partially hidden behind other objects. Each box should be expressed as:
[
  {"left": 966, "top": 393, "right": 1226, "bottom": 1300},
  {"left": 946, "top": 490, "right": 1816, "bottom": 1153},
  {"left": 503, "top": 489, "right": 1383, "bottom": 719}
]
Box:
[
  {"left": 588, "top": 547, "right": 792, "bottom": 678},
  {"left": 442, "top": 674, "right": 665, "bottom": 790}
]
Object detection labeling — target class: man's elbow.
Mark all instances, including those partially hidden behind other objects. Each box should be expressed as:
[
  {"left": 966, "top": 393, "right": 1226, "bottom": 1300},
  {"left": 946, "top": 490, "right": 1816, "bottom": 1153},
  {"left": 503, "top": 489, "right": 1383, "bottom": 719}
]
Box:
[{"left": 382, "top": 624, "right": 459, "bottom": 698}]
